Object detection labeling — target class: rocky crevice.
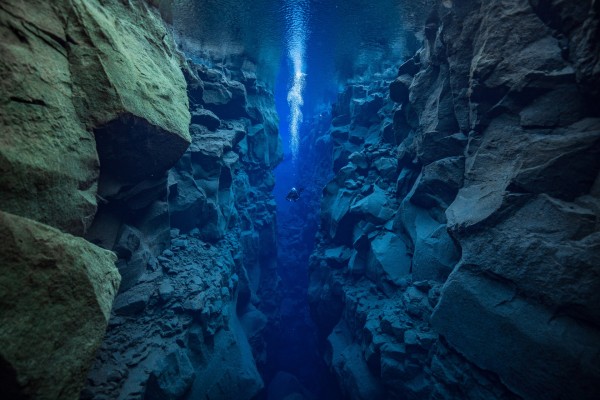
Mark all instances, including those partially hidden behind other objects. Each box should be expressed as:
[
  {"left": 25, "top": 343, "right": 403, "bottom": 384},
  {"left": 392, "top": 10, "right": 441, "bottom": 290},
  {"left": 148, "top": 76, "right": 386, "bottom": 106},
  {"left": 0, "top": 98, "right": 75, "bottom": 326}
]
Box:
[
  {"left": 1, "top": 0, "right": 191, "bottom": 398},
  {"left": 1, "top": 0, "right": 283, "bottom": 397},
  {"left": 262, "top": 110, "right": 339, "bottom": 399},
  {"left": 309, "top": 1, "right": 600, "bottom": 399},
  {"left": 83, "top": 56, "right": 283, "bottom": 399},
  {"left": 1, "top": 1, "right": 599, "bottom": 399}
]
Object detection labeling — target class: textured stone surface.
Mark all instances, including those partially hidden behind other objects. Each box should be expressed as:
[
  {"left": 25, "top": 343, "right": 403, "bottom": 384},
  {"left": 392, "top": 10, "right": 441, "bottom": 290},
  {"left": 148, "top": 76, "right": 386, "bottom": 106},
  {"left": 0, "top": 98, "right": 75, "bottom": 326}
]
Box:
[
  {"left": 145, "top": 349, "right": 196, "bottom": 400},
  {"left": 0, "top": 1, "right": 193, "bottom": 399},
  {"left": 431, "top": 266, "right": 600, "bottom": 400},
  {"left": 367, "top": 232, "right": 411, "bottom": 285},
  {"left": 0, "top": 0, "right": 191, "bottom": 234},
  {"left": 84, "top": 229, "right": 268, "bottom": 400},
  {"left": 309, "top": 1, "right": 600, "bottom": 399},
  {"left": 0, "top": 1, "right": 99, "bottom": 236},
  {"left": 0, "top": 211, "right": 120, "bottom": 400},
  {"left": 430, "top": 6, "right": 600, "bottom": 396},
  {"left": 191, "top": 108, "right": 221, "bottom": 131},
  {"left": 84, "top": 59, "right": 281, "bottom": 400}
]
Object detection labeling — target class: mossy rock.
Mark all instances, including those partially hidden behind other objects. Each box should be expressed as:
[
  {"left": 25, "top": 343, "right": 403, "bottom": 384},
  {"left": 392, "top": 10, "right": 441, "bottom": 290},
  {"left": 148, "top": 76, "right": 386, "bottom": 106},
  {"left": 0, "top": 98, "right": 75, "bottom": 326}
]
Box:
[
  {"left": 0, "top": 0, "right": 191, "bottom": 234},
  {"left": 0, "top": 211, "right": 120, "bottom": 400}
]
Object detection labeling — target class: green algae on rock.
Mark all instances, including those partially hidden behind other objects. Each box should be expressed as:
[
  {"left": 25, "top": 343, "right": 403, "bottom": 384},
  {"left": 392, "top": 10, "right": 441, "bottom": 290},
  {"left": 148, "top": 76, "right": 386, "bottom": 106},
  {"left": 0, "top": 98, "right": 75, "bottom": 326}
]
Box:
[
  {"left": 0, "top": 1, "right": 191, "bottom": 399},
  {"left": 68, "top": 0, "right": 192, "bottom": 182},
  {"left": 0, "top": 0, "right": 100, "bottom": 236},
  {"left": 0, "top": 211, "right": 120, "bottom": 400},
  {"left": 0, "top": 0, "right": 191, "bottom": 235}
]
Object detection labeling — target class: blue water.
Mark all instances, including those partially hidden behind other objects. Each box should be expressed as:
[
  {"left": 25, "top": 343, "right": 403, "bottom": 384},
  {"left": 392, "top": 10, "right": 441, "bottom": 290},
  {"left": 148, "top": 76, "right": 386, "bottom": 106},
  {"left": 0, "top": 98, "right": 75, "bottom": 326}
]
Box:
[
  {"left": 270, "top": 114, "right": 337, "bottom": 400},
  {"left": 257, "top": 2, "right": 397, "bottom": 397},
  {"left": 170, "top": 1, "right": 418, "bottom": 397}
]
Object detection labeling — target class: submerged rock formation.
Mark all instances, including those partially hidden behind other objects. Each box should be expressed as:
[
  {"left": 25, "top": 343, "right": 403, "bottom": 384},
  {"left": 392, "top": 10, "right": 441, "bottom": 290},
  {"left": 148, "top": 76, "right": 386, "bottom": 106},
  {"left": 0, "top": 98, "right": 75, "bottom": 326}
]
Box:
[
  {"left": 0, "top": 211, "right": 120, "bottom": 400},
  {"left": 309, "top": 1, "right": 600, "bottom": 399},
  {"left": 1, "top": 0, "right": 190, "bottom": 398},
  {"left": 2, "top": 0, "right": 281, "bottom": 397},
  {"left": 84, "top": 57, "right": 283, "bottom": 399},
  {"left": 2, "top": 0, "right": 599, "bottom": 399}
]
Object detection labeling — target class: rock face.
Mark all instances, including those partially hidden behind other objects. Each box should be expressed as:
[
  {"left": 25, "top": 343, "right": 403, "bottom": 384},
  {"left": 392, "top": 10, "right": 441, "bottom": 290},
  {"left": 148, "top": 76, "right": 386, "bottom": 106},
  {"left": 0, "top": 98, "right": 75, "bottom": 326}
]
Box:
[
  {"left": 0, "top": 211, "right": 120, "bottom": 400},
  {"left": 0, "top": 0, "right": 190, "bottom": 235},
  {"left": 0, "top": 0, "right": 191, "bottom": 398},
  {"left": 84, "top": 58, "right": 283, "bottom": 400},
  {"left": 309, "top": 1, "right": 600, "bottom": 399}
]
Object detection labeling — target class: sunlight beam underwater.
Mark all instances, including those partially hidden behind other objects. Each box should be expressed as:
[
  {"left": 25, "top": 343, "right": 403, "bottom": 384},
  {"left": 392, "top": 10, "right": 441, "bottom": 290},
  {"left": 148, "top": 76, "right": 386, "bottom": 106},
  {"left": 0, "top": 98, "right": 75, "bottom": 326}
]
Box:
[{"left": 285, "top": 0, "right": 309, "bottom": 163}]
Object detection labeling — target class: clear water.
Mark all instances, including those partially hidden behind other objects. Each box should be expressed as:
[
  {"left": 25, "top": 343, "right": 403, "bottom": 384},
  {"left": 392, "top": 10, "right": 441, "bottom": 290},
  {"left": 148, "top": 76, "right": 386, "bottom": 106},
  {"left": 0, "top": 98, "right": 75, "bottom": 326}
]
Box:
[
  {"left": 170, "top": 1, "right": 432, "bottom": 397},
  {"left": 172, "top": 0, "right": 430, "bottom": 158}
]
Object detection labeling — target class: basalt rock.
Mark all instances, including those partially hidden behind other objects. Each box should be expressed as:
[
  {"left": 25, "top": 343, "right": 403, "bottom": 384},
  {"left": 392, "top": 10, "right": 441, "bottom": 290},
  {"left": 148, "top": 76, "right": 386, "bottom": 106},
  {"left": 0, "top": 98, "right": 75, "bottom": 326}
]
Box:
[
  {"left": 389, "top": 74, "right": 412, "bottom": 104},
  {"left": 0, "top": 211, "right": 120, "bottom": 400},
  {"left": 85, "top": 59, "right": 282, "bottom": 400},
  {"left": 1, "top": 0, "right": 98, "bottom": 236},
  {"left": 1, "top": 1, "right": 190, "bottom": 399},
  {"left": 309, "top": 1, "right": 600, "bottom": 399},
  {"left": 84, "top": 232, "right": 265, "bottom": 400},
  {"left": 201, "top": 78, "right": 249, "bottom": 119},
  {"left": 191, "top": 108, "right": 221, "bottom": 131}
]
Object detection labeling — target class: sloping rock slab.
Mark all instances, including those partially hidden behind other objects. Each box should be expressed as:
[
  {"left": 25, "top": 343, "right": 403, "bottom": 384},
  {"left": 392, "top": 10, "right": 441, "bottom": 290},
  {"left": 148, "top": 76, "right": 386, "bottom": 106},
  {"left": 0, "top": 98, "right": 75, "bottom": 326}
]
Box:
[
  {"left": 0, "top": 0, "right": 191, "bottom": 233},
  {"left": 0, "top": 211, "right": 120, "bottom": 400},
  {"left": 431, "top": 266, "right": 600, "bottom": 400}
]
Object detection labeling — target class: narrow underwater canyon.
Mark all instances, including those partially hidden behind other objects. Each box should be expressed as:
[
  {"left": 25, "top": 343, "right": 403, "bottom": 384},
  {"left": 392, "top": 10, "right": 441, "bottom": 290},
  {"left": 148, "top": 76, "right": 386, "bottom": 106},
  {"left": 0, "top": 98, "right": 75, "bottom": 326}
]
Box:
[{"left": 1, "top": 1, "right": 599, "bottom": 400}]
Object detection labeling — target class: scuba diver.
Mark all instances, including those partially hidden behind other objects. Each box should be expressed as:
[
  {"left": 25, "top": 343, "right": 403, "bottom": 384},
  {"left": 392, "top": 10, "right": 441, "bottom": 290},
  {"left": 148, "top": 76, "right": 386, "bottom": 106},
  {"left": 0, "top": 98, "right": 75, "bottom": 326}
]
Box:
[{"left": 286, "top": 187, "right": 304, "bottom": 202}]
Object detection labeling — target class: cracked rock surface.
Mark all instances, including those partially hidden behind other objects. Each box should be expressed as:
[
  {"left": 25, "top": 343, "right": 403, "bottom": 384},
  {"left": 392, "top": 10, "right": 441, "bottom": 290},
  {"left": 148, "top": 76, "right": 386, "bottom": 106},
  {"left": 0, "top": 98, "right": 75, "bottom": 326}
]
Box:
[
  {"left": 84, "top": 56, "right": 282, "bottom": 400},
  {"left": 0, "top": 0, "right": 190, "bottom": 398},
  {"left": 309, "top": 1, "right": 600, "bottom": 399}
]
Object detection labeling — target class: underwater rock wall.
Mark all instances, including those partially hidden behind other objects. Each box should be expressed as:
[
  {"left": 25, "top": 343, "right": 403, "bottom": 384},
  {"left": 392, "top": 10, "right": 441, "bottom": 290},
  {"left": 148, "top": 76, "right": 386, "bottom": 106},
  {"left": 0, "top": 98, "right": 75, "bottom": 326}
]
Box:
[
  {"left": 0, "top": 0, "right": 190, "bottom": 398},
  {"left": 84, "top": 55, "right": 283, "bottom": 399},
  {"left": 309, "top": 1, "right": 600, "bottom": 399}
]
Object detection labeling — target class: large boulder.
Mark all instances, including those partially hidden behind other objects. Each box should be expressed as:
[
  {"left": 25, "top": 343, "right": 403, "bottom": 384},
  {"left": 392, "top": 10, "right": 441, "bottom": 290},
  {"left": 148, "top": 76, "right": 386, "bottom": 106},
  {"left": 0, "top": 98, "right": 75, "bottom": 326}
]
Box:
[
  {"left": 367, "top": 232, "right": 411, "bottom": 286},
  {"left": 350, "top": 187, "right": 395, "bottom": 225},
  {"left": 0, "top": 0, "right": 191, "bottom": 235},
  {"left": 328, "top": 321, "right": 386, "bottom": 400},
  {"left": 389, "top": 74, "right": 413, "bottom": 104},
  {"left": 0, "top": 211, "right": 120, "bottom": 400},
  {"left": 145, "top": 349, "right": 196, "bottom": 400},
  {"left": 168, "top": 169, "right": 208, "bottom": 232},
  {"left": 202, "top": 79, "right": 248, "bottom": 119},
  {"left": 410, "top": 65, "right": 459, "bottom": 135},
  {"left": 431, "top": 266, "right": 600, "bottom": 400},
  {"left": 416, "top": 131, "right": 467, "bottom": 165},
  {"left": 186, "top": 315, "right": 264, "bottom": 400},
  {"left": 352, "top": 95, "right": 384, "bottom": 126},
  {"left": 0, "top": 0, "right": 100, "bottom": 235},
  {"left": 68, "top": 0, "right": 191, "bottom": 182},
  {"left": 322, "top": 187, "right": 358, "bottom": 242},
  {"left": 191, "top": 108, "right": 221, "bottom": 131},
  {"left": 410, "top": 156, "right": 465, "bottom": 210},
  {"left": 412, "top": 224, "right": 459, "bottom": 282}
]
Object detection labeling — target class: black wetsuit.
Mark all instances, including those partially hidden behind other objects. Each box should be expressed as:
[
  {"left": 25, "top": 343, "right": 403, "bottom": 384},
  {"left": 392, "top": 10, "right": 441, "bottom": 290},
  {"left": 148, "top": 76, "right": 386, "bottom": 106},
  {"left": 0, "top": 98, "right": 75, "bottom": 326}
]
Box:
[{"left": 286, "top": 188, "right": 301, "bottom": 202}]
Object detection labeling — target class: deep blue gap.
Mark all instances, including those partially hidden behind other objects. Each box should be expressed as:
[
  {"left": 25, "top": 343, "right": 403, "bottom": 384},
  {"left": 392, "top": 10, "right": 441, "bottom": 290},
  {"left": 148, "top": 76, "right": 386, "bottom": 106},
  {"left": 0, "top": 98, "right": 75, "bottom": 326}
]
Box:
[{"left": 263, "top": 5, "right": 340, "bottom": 397}]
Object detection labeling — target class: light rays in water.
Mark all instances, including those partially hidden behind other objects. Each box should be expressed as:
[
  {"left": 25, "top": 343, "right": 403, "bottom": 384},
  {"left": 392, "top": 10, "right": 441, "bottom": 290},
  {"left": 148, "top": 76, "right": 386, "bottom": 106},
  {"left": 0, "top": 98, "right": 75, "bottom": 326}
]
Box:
[{"left": 284, "top": 0, "right": 309, "bottom": 162}]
